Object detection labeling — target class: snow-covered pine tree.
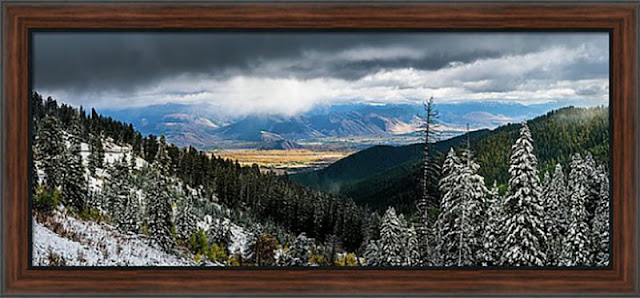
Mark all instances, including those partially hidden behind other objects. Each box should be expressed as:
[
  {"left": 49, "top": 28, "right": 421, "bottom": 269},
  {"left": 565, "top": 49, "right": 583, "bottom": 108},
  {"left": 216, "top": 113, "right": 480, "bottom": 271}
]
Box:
[
  {"left": 208, "top": 218, "right": 232, "bottom": 248},
  {"left": 153, "top": 135, "right": 172, "bottom": 175},
  {"left": 287, "top": 232, "right": 311, "bottom": 266},
  {"left": 416, "top": 97, "right": 441, "bottom": 265},
  {"left": 541, "top": 172, "right": 551, "bottom": 199},
  {"left": 438, "top": 148, "right": 462, "bottom": 200},
  {"left": 121, "top": 191, "right": 141, "bottom": 234},
  {"left": 458, "top": 133, "right": 488, "bottom": 265},
  {"left": 480, "top": 181, "right": 504, "bottom": 266},
  {"left": 591, "top": 166, "right": 609, "bottom": 266},
  {"left": 435, "top": 148, "right": 463, "bottom": 266},
  {"left": 544, "top": 164, "right": 568, "bottom": 265},
  {"left": 560, "top": 153, "right": 593, "bottom": 266},
  {"left": 176, "top": 189, "right": 198, "bottom": 240},
  {"left": 500, "top": 122, "right": 547, "bottom": 266},
  {"left": 88, "top": 133, "right": 105, "bottom": 176},
  {"left": 104, "top": 161, "right": 121, "bottom": 213},
  {"left": 145, "top": 135, "right": 176, "bottom": 251},
  {"left": 405, "top": 225, "right": 421, "bottom": 266},
  {"left": 436, "top": 144, "right": 486, "bottom": 266},
  {"left": 104, "top": 156, "right": 138, "bottom": 232},
  {"left": 86, "top": 189, "right": 101, "bottom": 211},
  {"left": 489, "top": 182, "right": 500, "bottom": 200},
  {"left": 364, "top": 240, "right": 382, "bottom": 266},
  {"left": 37, "top": 114, "right": 65, "bottom": 189},
  {"left": 397, "top": 213, "right": 408, "bottom": 229},
  {"left": 379, "top": 207, "right": 405, "bottom": 266},
  {"left": 61, "top": 114, "right": 87, "bottom": 211}
]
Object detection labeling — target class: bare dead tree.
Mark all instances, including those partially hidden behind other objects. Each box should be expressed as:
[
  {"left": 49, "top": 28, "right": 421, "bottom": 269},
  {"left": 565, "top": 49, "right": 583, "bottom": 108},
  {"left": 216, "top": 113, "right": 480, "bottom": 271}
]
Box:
[{"left": 415, "top": 96, "right": 441, "bottom": 265}]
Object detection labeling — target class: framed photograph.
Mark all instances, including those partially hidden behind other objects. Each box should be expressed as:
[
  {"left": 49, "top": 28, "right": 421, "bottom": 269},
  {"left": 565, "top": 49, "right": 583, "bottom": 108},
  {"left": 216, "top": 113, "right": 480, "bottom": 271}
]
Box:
[{"left": 2, "top": 1, "right": 637, "bottom": 296}]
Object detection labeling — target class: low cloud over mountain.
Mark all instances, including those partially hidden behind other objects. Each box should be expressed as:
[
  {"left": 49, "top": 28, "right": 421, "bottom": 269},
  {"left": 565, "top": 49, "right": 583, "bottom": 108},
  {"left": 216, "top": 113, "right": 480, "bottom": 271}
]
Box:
[{"left": 35, "top": 32, "right": 608, "bottom": 118}]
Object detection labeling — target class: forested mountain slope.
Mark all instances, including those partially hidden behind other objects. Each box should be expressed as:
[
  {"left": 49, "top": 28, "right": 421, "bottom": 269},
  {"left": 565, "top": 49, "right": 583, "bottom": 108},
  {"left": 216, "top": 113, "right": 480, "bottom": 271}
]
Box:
[
  {"left": 292, "top": 106, "right": 609, "bottom": 214},
  {"left": 31, "top": 92, "right": 375, "bottom": 266},
  {"left": 290, "top": 129, "right": 491, "bottom": 195}
]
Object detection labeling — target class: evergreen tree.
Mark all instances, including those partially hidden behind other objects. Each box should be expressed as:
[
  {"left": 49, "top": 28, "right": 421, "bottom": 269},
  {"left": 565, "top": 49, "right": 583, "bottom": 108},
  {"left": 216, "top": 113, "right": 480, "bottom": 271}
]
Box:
[
  {"left": 364, "top": 240, "right": 383, "bottom": 266},
  {"left": 121, "top": 192, "right": 141, "bottom": 234},
  {"left": 86, "top": 190, "right": 102, "bottom": 213},
  {"left": 176, "top": 189, "right": 198, "bottom": 240},
  {"left": 436, "top": 145, "right": 486, "bottom": 266},
  {"left": 37, "top": 114, "right": 65, "bottom": 189},
  {"left": 501, "top": 123, "right": 547, "bottom": 266},
  {"left": 544, "top": 164, "right": 568, "bottom": 265},
  {"left": 104, "top": 156, "right": 138, "bottom": 232},
  {"left": 88, "top": 133, "right": 105, "bottom": 175},
  {"left": 287, "top": 232, "right": 311, "bottom": 266},
  {"left": 61, "top": 114, "right": 87, "bottom": 211},
  {"left": 439, "top": 149, "right": 462, "bottom": 199},
  {"left": 405, "top": 225, "right": 420, "bottom": 266},
  {"left": 541, "top": 172, "right": 551, "bottom": 200},
  {"left": 154, "top": 135, "right": 172, "bottom": 175},
  {"left": 560, "top": 153, "right": 593, "bottom": 266},
  {"left": 480, "top": 181, "right": 504, "bottom": 266},
  {"left": 379, "top": 207, "right": 405, "bottom": 266},
  {"left": 591, "top": 168, "right": 610, "bottom": 266},
  {"left": 145, "top": 135, "right": 176, "bottom": 251},
  {"left": 435, "top": 148, "right": 462, "bottom": 266},
  {"left": 458, "top": 135, "right": 488, "bottom": 265}
]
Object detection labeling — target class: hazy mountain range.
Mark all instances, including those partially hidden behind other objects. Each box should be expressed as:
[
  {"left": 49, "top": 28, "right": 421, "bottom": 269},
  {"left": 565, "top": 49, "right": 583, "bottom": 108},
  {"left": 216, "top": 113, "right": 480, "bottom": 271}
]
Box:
[{"left": 101, "top": 101, "right": 568, "bottom": 149}]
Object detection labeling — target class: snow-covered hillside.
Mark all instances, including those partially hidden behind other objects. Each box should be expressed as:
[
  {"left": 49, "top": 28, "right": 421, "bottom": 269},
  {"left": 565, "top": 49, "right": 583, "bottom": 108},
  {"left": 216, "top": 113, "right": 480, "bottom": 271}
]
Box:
[
  {"left": 33, "top": 209, "right": 197, "bottom": 266},
  {"left": 34, "top": 130, "right": 254, "bottom": 267}
]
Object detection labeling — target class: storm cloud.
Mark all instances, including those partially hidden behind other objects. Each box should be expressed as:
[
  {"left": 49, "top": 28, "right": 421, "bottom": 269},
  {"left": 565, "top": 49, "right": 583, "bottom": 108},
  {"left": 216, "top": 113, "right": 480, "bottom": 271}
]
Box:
[{"left": 33, "top": 32, "right": 609, "bottom": 115}]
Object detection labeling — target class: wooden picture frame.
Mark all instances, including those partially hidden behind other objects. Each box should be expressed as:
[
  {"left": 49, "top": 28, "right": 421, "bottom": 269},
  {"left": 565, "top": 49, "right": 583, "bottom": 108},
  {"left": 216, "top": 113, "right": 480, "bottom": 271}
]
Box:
[{"left": 2, "top": 2, "right": 637, "bottom": 295}]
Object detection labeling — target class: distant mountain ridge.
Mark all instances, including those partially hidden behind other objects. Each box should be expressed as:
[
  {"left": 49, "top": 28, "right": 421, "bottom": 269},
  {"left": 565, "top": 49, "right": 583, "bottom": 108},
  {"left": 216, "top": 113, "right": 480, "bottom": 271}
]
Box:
[{"left": 100, "top": 101, "right": 568, "bottom": 149}]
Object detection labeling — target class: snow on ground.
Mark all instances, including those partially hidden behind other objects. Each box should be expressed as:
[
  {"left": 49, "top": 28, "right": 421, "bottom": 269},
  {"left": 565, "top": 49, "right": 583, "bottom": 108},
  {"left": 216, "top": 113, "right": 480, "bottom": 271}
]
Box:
[
  {"left": 76, "top": 136, "right": 147, "bottom": 170},
  {"left": 33, "top": 210, "right": 196, "bottom": 266},
  {"left": 229, "top": 223, "right": 249, "bottom": 256},
  {"left": 92, "top": 138, "right": 148, "bottom": 169},
  {"left": 79, "top": 142, "right": 91, "bottom": 165},
  {"left": 196, "top": 214, "right": 251, "bottom": 257},
  {"left": 82, "top": 137, "right": 147, "bottom": 193}
]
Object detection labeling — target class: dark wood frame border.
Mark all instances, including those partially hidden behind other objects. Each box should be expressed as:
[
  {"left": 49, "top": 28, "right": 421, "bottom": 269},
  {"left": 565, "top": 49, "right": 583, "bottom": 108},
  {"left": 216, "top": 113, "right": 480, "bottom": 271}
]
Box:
[{"left": 2, "top": 2, "right": 637, "bottom": 296}]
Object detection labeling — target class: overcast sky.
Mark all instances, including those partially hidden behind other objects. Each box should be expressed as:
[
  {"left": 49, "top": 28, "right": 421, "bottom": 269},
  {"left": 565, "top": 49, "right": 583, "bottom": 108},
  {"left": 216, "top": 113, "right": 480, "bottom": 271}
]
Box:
[{"left": 33, "top": 32, "right": 609, "bottom": 116}]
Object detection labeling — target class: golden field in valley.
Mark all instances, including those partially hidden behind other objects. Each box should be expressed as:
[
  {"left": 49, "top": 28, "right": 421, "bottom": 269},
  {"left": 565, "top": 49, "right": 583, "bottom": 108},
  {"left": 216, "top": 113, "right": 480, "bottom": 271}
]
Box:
[{"left": 211, "top": 149, "right": 352, "bottom": 174}]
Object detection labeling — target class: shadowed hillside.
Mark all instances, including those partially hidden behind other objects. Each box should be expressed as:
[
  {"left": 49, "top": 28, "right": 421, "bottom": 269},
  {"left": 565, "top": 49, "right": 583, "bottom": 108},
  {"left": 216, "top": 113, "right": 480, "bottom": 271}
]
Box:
[{"left": 291, "top": 106, "right": 609, "bottom": 215}]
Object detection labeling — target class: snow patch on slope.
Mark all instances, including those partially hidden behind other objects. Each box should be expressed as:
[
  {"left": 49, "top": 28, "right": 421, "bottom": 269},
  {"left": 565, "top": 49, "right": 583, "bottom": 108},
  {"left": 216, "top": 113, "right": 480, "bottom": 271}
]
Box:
[
  {"left": 229, "top": 223, "right": 249, "bottom": 256},
  {"left": 32, "top": 211, "right": 196, "bottom": 266}
]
